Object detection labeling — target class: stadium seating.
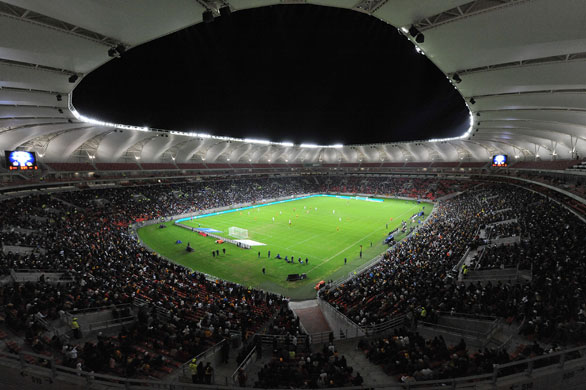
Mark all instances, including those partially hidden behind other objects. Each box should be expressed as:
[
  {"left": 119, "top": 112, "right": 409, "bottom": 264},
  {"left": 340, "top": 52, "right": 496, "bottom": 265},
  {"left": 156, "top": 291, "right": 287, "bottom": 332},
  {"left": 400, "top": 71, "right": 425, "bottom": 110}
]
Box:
[
  {"left": 176, "top": 163, "right": 207, "bottom": 169},
  {"left": 459, "top": 162, "right": 488, "bottom": 168},
  {"left": 47, "top": 162, "right": 95, "bottom": 171},
  {"left": 141, "top": 163, "right": 176, "bottom": 170},
  {"left": 430, "top": 161, "right": 460, "bottom": 168},
  {"left": 509, "top": 159, "right": 579, "bottom": 170},
  {"left": 1, "top": 174, "right": 585, "bottom": 385},
  {"left": 205, "top": 163, "right": 231, "bottom": 169},
  {"left": 321, "top": 183, "right": 586, "bottom": 347},
  {"left": 95, "top": 162, "right": 141, "bottom": 170},
  {"left": 404, "top": 162, "right": 431, "bottom": 168}
]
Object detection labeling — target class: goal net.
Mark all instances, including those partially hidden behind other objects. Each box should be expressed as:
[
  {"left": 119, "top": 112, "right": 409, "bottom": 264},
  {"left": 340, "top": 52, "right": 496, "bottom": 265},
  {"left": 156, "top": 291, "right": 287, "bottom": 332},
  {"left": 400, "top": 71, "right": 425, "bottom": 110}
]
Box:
[{"left": 228, "top": 226, "right": 248, "bottom": 239}]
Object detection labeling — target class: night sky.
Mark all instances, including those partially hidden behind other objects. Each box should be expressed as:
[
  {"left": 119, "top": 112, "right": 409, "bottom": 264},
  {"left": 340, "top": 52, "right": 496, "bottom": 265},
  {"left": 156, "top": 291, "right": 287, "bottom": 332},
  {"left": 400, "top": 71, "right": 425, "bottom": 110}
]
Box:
[{"left": 73, "top": 4, "right": 468, "bottom": 145}]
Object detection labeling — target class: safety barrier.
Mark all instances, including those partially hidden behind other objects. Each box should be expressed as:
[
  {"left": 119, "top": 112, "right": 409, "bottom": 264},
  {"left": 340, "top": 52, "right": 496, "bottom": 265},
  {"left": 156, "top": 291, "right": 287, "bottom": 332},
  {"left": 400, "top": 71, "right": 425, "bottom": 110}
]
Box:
[
  {"left": 3, "top": 344, "right": 586, "bottom": 389},
  {"left": 231, "top": 345, "right": 256, "bottom": 385},
  {"left": 176, "top": 338, "right": 227, "bottom": 384},
  {"left": 317, "top": 296, "right": 365, "bottom": 339}
]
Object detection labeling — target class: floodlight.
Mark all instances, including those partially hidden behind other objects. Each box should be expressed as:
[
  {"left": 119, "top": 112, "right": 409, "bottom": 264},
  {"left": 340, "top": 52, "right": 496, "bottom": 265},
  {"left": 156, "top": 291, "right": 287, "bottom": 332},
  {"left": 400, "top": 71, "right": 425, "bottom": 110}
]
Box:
[
  {"left": 203, "top": 9, "right": 214, "bottom": 23},
  {"left": 219, "top": 6, "right": 231, "bottom": 17}
]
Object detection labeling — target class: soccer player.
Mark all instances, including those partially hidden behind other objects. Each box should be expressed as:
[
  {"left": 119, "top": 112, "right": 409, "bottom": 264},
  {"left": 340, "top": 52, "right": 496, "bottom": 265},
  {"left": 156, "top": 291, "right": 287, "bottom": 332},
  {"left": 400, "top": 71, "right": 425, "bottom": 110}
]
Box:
[{"left": 262, "top": 267, "right": 266, "bottom": 275}]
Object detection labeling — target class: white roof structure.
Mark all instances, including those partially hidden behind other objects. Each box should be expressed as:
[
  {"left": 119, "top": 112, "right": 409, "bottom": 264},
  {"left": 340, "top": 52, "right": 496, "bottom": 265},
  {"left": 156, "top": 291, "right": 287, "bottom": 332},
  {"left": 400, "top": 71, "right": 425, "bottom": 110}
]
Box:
[{"left": 1, "top": 0, "right": 585, "bottom": 165}]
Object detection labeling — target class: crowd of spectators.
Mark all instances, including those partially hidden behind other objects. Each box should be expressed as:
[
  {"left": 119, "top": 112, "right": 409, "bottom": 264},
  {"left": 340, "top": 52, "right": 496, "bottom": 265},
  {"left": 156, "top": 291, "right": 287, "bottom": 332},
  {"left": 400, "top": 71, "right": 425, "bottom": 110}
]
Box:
[
  {"left": 268, "top": 307, "right": 304, "bottom": 336},
  {"left": 323, "top": 176, "right": 474, "bottom": 200},
  {"left": 471, "top": 242, "right": 531, "bottom": 271},
  {"left": 255, "top": 342, "right": 360, "bottom": 388},
  {"left": 484, "top": 222, "right": 522, "bottom": 241},
  {"left": 1, "top": 175, "right": 585, "bottom": 383},
  {"left": 322, "top": 184, "right": 586, "bottom": 346},
  {"left": 358, "top": 327, "right": 554, "bottom": 383},
  {"left": 0, "top": 178, "right": 323, "bottom": 377}
]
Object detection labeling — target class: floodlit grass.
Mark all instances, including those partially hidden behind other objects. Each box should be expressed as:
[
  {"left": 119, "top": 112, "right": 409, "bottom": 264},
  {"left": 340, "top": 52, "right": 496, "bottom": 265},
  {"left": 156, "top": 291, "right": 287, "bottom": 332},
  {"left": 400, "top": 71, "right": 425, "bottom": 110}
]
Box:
[{"left": 137, "top": 195, "right": 432, "bottom": 300}]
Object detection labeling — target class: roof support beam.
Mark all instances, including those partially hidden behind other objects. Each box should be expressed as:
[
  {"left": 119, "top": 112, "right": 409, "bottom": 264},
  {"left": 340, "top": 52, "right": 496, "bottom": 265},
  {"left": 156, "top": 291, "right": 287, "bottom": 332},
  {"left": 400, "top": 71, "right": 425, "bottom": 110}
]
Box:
[
  {"left": 454, "top": 51, "right": 586, "bottom": 78},
  {"left": 0, "top": 0, "right": 124, "bottom": 47},
  {"left": 353, "top": 0, "right": 389, "bottom": 14},
  {"left": 414, "top": 0, "right": 530, "bottom": 32}
]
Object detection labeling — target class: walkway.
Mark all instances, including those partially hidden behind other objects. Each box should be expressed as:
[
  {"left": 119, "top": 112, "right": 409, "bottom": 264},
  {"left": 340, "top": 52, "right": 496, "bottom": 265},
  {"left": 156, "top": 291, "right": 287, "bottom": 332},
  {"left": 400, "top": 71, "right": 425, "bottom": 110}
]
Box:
[{"left": 289, "top": 300, "right": 331, "bottom": 334}]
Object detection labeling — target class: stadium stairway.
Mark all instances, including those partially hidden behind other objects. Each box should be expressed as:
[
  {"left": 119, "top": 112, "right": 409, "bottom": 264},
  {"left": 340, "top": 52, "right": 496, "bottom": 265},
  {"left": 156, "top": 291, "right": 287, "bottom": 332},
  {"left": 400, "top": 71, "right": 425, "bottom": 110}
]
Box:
[{"left": 289, "top": 300, "right": 331, "bottom": 335}]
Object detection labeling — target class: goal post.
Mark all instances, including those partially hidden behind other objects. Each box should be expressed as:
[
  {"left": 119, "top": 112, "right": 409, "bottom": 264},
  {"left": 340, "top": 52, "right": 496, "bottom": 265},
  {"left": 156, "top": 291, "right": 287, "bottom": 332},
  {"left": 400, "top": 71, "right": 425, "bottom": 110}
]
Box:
[{"left": 228, "top": 226, "right": 248, "bottom": 239}]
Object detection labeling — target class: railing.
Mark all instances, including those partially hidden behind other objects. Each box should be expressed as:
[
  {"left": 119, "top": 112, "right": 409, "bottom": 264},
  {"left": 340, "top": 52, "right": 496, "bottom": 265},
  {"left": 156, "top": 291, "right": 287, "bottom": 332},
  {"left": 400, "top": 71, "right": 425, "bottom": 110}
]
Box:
[
  {"left": 317, "top": 293, "right": 407, "bottom": 339},
  {"left": 67, "top": 303, "right": 133, "bottom": 315},
  {"left": 231, "top": 345, "right": 256, "bottom": 385},
  {"left": 178, "top": 338, "right": 227, "bottom": 380},
  {"left": 9, "top": 268, "right": 72, "bottom": 283},
  {"left": 308, "top": 331, "right": 332, "bottom": 344},
  {"left": 11, "top": 268, "right": 67, "bottom": 273},
  {"left": 86, "top": 315, "right": 136, "bottom": 333},
  {"left": 132, "top": 296, "right": 150, "bottom": 307},
  {"left": 3, "top": 343, "right": 586, "bottom": 389},
  {"left": 254, "top": 333, "right": 309, "bottom": 346},
  {"left": 464, "top": 263, "right": 532, "bottom": 284},
  {"left": 419, "top": 321, "right": 490, "bottom": 340},
  {"left": 419, "top": 314, "right": 500, "bottom": 348},
  {"left": 436, "top": 311, "right": 497, "bottom": 321},
  {"left": 317, "top": 296, "right": 365, "bottom": 339},
  {"left": 362, "top": 314, "right": 406, "bottom": 337},
  {"left": 452, "top": 246, "right": 470, "bottom": 274}
]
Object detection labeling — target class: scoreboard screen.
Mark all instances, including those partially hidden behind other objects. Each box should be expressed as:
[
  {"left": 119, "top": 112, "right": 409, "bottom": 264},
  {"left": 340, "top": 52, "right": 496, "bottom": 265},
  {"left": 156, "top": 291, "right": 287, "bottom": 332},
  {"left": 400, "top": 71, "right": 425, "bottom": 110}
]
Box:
[
  {"left": 492, "top": 154, "right": 508, "bottom": 167},
  {"left": 5, "top": 150, "right": 38, "bottom": 171}
]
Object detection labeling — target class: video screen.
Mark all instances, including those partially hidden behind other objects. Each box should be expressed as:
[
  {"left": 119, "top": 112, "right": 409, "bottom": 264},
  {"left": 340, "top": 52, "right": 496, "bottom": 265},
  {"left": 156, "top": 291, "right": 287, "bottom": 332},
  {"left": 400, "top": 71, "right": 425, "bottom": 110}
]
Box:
[
  {"left": 492, "top": 154, "right": 508, "bottom": 167},
  {"left": 5, "top": 150, "right": 38, "bottom": 171}
]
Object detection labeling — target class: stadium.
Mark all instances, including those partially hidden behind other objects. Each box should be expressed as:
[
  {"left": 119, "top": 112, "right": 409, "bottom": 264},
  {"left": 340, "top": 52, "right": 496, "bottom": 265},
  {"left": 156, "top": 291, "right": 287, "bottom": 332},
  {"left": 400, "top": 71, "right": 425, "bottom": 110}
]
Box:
[{"left": 1, "top": 1, "right": 586, "bottom": 389}]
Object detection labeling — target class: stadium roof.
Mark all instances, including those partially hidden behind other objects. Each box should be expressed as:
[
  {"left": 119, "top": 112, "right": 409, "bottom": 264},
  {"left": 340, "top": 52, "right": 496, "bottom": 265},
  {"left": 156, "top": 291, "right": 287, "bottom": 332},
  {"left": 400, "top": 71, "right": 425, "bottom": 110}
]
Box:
[{"left": 1, "top": 0, "right": 585, "bottom": 164}]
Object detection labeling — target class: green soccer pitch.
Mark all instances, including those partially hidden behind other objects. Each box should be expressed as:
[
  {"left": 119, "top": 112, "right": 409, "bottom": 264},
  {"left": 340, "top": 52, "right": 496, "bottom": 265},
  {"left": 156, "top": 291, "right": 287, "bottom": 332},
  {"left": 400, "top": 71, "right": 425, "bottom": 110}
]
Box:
[{"left": 137, "top": 195, "right": 432, "bottom": 300}]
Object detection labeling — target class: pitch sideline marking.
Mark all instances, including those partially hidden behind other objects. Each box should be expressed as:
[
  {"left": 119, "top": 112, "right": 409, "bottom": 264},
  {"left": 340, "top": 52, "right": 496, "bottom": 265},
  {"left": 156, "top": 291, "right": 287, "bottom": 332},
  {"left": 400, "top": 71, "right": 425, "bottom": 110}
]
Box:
[{"left": 305, "top": 203, "right": 424, "bottom": 273}]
